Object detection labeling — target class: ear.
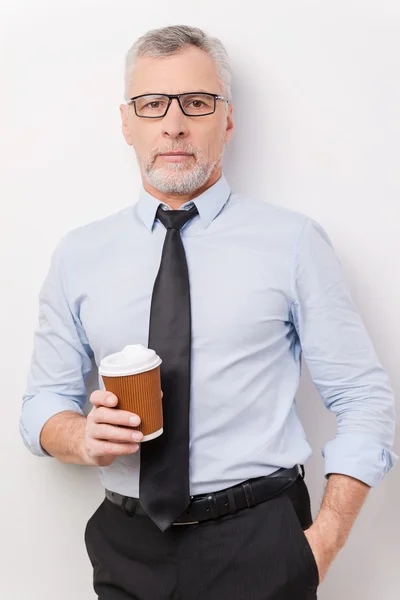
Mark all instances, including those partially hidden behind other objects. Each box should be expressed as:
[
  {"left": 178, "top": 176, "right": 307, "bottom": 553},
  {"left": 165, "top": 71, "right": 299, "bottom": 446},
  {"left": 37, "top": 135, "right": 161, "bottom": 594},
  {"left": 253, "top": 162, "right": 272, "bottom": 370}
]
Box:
[
  {"left": 120, "top": 104, "right": 133, "bottom": 146},
  {"left": 225, "top": 103, "right": 234, "bottom": 145}
]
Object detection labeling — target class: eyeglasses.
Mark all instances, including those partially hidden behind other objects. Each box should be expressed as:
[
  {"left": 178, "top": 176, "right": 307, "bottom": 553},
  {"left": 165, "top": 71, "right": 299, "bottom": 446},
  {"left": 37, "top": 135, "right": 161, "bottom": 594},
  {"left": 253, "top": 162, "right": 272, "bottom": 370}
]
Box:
[{"left": 127, "top": 92, "right": 229, "bottom": 118}]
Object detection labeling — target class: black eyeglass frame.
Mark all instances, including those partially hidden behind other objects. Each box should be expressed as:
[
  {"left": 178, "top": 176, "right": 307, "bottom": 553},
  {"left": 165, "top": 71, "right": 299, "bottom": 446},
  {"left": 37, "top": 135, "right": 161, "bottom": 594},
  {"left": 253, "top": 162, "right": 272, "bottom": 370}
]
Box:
[{"left": 127, "top": 92, "right": 229, "bottom": 118}]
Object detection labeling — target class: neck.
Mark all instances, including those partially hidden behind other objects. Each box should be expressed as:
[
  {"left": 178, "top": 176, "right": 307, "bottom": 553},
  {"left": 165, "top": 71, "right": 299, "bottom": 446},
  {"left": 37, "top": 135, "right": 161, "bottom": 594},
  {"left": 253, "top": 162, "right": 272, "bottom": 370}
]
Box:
[{"left": 142, "top": 166, "right": 222, "bottom": 210}]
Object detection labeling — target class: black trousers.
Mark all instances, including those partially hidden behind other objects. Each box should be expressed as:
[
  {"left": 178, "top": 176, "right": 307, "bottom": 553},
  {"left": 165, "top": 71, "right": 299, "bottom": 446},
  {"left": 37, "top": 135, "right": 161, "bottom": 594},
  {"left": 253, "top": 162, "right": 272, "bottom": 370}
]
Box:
[{"left": 84, "top": 476, "right": 319, "bottom": 600}]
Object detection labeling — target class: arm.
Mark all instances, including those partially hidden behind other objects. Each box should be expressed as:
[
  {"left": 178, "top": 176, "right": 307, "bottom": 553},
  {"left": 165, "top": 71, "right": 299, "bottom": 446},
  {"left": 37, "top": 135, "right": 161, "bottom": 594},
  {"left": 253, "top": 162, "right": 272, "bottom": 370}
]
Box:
[
  {"left": 315, "top": 474, "right": 370, "bottom": 550},
  {"left": 305, "top": 473, "right": 370, "bottom": 583},
  {"left": 40, "top": 392, "right": 143, "bottom": 466},
  {"left": 20, "top": 236, "right": 93, "bottom": 457},
  {"left": 290, "top": 218, "right": 397, "bottom": 581},
  {"left": 40, "top": 410, "right": 87, "bottom": 464},
  {"left": 20, "top": 237, "right": 142, "bottom": 464}
]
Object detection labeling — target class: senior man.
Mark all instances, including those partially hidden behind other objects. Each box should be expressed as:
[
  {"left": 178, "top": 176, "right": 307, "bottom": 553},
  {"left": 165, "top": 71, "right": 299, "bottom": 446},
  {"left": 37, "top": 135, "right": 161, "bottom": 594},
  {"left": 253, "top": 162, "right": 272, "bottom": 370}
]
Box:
[{"left": 20, "top": 24, "right": 397, "bottom": 600}]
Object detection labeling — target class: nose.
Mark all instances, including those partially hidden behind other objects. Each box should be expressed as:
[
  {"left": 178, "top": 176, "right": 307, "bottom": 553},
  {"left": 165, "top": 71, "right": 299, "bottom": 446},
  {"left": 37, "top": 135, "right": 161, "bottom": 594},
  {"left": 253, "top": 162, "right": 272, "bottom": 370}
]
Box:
[{"left": 162, "top": 98, "right": 189, "bottom": 139}]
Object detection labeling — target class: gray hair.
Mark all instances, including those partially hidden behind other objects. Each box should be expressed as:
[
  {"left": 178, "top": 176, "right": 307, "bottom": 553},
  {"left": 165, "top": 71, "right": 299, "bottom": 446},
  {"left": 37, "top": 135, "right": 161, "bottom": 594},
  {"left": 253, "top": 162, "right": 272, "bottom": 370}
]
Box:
[{"left": 124, "top": 25, "right": 232, "bottom": 102}]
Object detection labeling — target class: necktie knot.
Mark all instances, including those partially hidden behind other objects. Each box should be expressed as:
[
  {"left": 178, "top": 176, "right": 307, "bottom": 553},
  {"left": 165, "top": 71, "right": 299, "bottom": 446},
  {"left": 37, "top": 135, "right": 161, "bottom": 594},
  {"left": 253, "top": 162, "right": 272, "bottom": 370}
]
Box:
[{"left": 156, "top": 205, "right": 199, "bottom": 230}]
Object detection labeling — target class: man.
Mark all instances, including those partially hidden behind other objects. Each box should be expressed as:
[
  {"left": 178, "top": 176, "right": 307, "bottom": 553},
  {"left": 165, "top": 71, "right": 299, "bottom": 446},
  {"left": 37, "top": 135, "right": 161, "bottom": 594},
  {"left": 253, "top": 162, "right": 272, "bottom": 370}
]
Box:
[{"left": 20, "top": 24, "right": 397, "bottom": 600}]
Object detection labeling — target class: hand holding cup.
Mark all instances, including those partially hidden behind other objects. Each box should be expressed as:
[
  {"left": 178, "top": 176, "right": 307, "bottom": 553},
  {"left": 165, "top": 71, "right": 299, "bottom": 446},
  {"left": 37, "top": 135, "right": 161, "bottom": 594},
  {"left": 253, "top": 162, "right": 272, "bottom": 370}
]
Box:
[
  {"left": 81, "top": 388, "right": 163, "bottom": 467},
  {"left": 81, "top": 390, "right": 141, "bottom": 466}
]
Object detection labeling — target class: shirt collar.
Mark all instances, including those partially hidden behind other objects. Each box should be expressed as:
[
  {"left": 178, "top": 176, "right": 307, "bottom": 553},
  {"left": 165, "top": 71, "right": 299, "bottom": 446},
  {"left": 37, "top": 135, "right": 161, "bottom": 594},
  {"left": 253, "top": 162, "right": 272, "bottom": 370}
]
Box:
[{"left": 136, "top": 174, "right": 231, "bottom": 232}]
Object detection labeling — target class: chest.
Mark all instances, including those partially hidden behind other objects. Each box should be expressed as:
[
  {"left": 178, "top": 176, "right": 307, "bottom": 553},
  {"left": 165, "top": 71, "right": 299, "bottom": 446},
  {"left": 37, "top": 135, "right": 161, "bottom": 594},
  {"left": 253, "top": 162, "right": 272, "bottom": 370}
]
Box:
[{"left": 78, "top": 235, "right": 292, "bottom": 360}]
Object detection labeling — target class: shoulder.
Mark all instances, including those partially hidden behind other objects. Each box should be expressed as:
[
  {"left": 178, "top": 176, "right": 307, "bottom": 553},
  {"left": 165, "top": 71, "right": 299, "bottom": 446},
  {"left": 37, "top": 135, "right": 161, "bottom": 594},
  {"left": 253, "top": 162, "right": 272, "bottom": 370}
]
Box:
[
  {"left": 231, "top": 190, "right": 333, "bottom": 239},
  {"left": 228, "top": 190, "right": 312, "bottom": 236},
  {"left": 54, "top": 205, "right": 133, "bottom": 263}
]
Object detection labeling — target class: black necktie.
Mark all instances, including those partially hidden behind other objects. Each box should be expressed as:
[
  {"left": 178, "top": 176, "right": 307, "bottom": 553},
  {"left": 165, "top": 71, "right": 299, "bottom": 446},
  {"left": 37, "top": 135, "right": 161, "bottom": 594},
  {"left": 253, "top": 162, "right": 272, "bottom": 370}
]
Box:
[{"left": 140, "top": 204, "right": 199, "bottom": 531}]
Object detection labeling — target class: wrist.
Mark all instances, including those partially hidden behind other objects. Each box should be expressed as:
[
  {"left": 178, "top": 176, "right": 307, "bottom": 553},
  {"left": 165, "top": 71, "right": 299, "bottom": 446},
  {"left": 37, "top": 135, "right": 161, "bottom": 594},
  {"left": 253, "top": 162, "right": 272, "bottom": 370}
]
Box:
[
  {"left": 73, "top": 417, "right": 93, "bottom": 466},
  {"left": 312, "top": 512, "right": 347, "bottom": 552}
]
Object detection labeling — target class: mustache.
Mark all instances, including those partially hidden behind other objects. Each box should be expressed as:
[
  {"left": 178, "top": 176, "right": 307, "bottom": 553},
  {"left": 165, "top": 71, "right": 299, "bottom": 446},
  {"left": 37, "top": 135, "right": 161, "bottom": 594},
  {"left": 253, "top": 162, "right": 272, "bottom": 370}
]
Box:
[{"left": 150, "top": 144, "right": 198, "bottom": 159}]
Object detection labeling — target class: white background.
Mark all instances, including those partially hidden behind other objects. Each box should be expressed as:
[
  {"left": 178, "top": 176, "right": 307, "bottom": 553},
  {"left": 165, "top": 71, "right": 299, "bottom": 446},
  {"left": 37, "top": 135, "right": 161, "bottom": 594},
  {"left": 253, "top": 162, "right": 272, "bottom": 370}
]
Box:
[{"left": 1, "top": 1, "right": 399, "bottom": 598}]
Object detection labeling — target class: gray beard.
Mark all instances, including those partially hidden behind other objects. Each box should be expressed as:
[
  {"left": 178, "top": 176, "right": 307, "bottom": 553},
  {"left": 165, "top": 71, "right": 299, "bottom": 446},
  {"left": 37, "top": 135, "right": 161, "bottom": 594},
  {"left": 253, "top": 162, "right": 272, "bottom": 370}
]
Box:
[{"left": 143, "top": 160, "right": 217, "bottom": 195}]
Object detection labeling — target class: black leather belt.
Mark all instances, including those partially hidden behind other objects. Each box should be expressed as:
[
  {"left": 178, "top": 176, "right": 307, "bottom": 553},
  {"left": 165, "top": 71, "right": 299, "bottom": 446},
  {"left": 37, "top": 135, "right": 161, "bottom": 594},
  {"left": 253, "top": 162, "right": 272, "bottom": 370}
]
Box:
[{"left": 105, "top": 465, "right": 303, "bottom": 525}]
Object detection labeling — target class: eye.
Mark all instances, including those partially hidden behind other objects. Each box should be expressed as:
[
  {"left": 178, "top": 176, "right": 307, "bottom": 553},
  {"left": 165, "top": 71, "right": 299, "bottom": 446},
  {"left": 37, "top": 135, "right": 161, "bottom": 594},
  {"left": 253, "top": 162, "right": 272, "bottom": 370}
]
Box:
[
  {"left": 182, "top": 94, "right": 214, "bottom": 112},
  {"left": 145, "top": 101, "right": 162, "bottom": 109},
  {"left": 190, "top": 100, "right": 206, "bottom": 108}
]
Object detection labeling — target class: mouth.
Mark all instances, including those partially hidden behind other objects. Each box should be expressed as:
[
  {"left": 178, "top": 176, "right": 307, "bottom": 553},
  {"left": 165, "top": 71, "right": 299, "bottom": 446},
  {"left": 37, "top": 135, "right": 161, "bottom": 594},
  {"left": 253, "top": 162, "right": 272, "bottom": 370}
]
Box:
[{"left": 158, "top": 152, "right": 193, "bottom": 162}]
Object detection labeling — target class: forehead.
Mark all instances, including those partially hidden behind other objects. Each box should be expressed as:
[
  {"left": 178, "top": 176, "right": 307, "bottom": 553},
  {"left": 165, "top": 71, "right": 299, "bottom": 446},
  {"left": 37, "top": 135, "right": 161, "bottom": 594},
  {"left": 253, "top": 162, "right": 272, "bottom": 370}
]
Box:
[{"left": 129, "top": 46, "right": 221, "bottom": 96}]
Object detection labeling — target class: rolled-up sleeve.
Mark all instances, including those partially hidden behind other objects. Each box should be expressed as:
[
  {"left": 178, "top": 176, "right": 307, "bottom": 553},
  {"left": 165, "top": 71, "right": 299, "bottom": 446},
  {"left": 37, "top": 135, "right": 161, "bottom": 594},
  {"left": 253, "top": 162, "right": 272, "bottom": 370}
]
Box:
[
  {"left": 290, "top": 218, "right": 398, "bottom": 487},
  {"left": 20, "top": 236, "right": 94, "bottom": 457}
]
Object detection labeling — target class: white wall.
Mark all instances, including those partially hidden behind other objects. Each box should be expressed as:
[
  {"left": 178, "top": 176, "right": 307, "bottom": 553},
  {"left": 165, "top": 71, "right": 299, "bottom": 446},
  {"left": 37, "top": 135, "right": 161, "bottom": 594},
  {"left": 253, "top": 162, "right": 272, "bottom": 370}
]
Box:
[{"left": 1, "top": 1, "right": 399, "bottom": 598}]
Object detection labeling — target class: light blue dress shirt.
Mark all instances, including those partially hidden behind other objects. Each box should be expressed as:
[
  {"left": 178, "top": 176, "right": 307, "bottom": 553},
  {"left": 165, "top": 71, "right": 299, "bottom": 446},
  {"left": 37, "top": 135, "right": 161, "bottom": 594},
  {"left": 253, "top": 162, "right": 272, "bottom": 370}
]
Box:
[{"left": 20, "top": 174, "right": 397, "bottom": 497}]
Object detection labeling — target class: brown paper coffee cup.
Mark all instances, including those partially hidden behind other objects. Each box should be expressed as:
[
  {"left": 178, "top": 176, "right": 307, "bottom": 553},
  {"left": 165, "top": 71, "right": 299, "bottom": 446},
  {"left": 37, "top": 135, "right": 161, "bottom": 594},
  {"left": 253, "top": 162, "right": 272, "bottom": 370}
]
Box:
[{"left": 99, "top": 345, "right": 163, "bottom": 441}]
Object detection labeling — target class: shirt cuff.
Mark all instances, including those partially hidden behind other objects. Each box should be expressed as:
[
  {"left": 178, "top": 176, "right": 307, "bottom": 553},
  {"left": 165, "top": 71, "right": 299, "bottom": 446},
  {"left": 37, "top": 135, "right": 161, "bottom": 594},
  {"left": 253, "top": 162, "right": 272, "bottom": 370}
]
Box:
[
  {"left": 322, "top": 433, "right": 398, "bottom": 487},
  {"left": 20, "top": 391, "right": 85, "bottom": 457}
]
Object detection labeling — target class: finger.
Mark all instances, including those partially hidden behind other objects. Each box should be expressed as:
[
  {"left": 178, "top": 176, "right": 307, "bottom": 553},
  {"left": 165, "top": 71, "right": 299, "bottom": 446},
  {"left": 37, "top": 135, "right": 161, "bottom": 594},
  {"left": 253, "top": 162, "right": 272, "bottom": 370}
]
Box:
[
  {"left": 88, "top": 439, "right": 140, "bottom": 457},
  {"left": 91, "top": 406, "right": 141, "bottom": 427},
  {"left": 94, "top": 423, "right": 144, "bottom": 444},
  {"left": 90, "top": 390, "right": 118, "bottom": 408}
]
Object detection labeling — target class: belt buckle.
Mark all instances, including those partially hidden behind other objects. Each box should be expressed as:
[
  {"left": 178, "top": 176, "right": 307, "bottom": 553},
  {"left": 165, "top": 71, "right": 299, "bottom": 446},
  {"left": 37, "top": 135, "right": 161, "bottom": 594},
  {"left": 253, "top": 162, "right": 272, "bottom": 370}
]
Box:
[
  {"left": 205, "top": 493, "right": 220, "bottom": 519},
  {"left": 172, "top": 495, "right": 200, "bottom": 525},
  {"left": 176, "top": 493, "right": 220, "bottom": 524}
]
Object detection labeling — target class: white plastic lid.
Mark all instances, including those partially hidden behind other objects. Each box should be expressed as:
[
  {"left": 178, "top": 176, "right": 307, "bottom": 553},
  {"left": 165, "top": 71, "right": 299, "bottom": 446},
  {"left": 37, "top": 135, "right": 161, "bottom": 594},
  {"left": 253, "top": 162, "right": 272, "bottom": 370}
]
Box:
[{"left": 98, "top": 344, "right": 162, "bottom": 377}]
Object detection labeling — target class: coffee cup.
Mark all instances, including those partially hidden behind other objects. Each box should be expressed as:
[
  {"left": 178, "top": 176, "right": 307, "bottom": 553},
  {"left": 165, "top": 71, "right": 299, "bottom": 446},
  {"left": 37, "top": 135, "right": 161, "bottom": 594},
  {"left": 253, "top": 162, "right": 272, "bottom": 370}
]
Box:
[{"left": 99, "top": 344, "right": 163, "bottom": 441}]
